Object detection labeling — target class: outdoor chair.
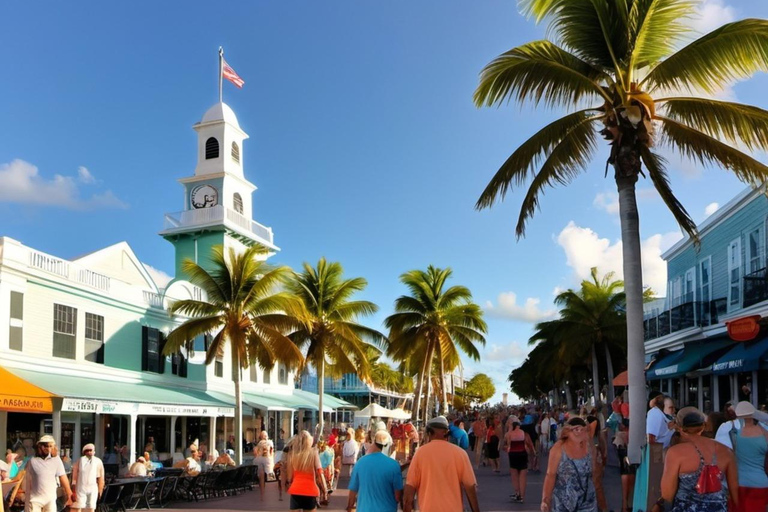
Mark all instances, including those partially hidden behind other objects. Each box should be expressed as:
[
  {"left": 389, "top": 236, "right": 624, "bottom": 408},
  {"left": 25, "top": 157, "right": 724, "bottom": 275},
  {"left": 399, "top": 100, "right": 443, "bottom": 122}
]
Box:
[
  {"left": 156, "top": 476, "right": 178, "bottom": 507},
  {"left": 97, "top": 483, "right": 126, "bottom": 512}
]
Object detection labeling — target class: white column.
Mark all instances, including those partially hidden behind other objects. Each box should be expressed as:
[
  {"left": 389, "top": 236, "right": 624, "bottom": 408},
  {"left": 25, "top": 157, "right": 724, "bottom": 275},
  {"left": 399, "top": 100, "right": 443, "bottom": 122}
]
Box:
[
  {"left": 208, "top": 417, "right": 216, "bottom": 454},
  {"left": 752, "top": 371, "right": 759, "bottom": 407},
  {"left": 170, "top": 416, "right": 178, "bottom": 456},
  {"left": 290, "top": 412, "right": 295, "bottom": 437},
  {"left": 713, "top": 377, "right": 720, "bottom": 412},
  {"left": 731, "top": 374, "right": 738, "bottom": 404},
  {"left": 698, "top": 376, "right": 704, "bottom": 411},
  {"left": 181, "top": 417, "right": 187, "bottom": 451},
  {"left": 52, "top": 410, "right": 62, "bottom": 445},
  {"left": 0, "top": 412, "right": 7, "bottom": 453},
  {"left": 94, "top": 414, "right": 104, "bottom": 457},
  {"left": 128, "top": 413, "right": 138, "bottom": 464},
  {"left": 73, "top": 415, "right": 82, "bottom": 460}
]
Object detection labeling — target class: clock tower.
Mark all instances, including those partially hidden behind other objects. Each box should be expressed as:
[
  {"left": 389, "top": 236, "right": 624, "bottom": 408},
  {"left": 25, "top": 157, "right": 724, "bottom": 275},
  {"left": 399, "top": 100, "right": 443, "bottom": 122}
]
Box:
[{"left": 160, "top": 102, "right": 278, "bottom": 277}]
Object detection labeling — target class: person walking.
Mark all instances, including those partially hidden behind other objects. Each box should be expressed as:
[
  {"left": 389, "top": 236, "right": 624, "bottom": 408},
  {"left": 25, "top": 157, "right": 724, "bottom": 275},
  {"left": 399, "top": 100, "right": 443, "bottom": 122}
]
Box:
[
  {"left": 541, "top": 417, "right": 606, "bottom": 512},
  {"left": 23, "top": 435, "right": 72, "bottom": 512},
  {"left": 471, "top": 415, "right": 487, "bottom": 468},
  {"left": 647, "top": 391, "right": 674, "bottom": 449},
  {"left": 341, "top": 427, "right": 359, "bottom": 477},
  {"left": 253, "top": 430, "right": 275, "bottom": 500},
  {"left": 285, "top": 430, "right": 327, "bottom": 512},
  {"left": 539, "top": 413, "right": 552, "bottom": 454},
  {"left": 71, "top": 443, "right": 104, "bottom": 512},
  {"left": 504, "top": 419, "right": 534, "bottom": 504},
  {"left": 729, "top": 401, "right": 768, "bottom": 512},
  {"left": 403, "top": 416, "right": 479, "bottom": 512},
  {"left": 654, "top": 407, "right": 737, "bottom": 512},
  {"left": 346, "top": 430, "right": 403, "bottom": 512},
  {"left": 486, "top": 416, "right": 501, "bottom": 473}
]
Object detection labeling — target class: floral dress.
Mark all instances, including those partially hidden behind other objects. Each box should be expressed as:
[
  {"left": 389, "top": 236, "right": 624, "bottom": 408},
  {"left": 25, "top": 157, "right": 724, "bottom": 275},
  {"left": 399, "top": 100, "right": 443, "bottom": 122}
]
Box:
[
  {"left": 551, "top": 449, "right": 597, "bottom": 512},
  {"left": 671, "top": 444, "right": 728, "bottom": 512}
]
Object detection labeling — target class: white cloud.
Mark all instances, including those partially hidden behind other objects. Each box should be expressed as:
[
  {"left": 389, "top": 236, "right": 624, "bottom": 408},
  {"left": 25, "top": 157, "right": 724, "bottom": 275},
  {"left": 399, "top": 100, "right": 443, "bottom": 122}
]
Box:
[
  {"left": 0, "top": 159, "right": 127, "bottom": 210},
  {"left": 552, "top": 286, "right": 564, "bottom": 297},
  {"left": 704, "top": 202, "right": 719, "bottom": 217},
  {"left": 483, "top": 340, "right": 530, "bottom": 362},
  {"left": 556, "top": 221, "right": 683, "bottom": 296},
  {"left": 484, "top": 292, "right": 557, "bottom": 323},
  {"left": 464, "top": 340, "right": 532, "bottom": 405},
  {"left": 143, "top": 263, "right": 173, "bottom": 289},
  {"left": 77, "top": 166, "right": 96, "bottom": 184},
  {"left": 689, "top": 0, "right": 736, "bottom": 35}
]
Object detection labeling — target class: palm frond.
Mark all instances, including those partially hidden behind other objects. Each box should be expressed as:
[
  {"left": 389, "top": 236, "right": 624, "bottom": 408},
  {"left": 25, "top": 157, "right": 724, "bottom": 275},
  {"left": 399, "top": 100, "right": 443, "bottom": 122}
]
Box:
[
  {"left": 628, "top": 0, "right": 696, "bottom": 70},
  {"left": 657, "top": 115, "right": 768, "bottom": 186},
  {"left": 659, "top": 97, "right": 768, "bottom": 152},
  {"left": 476, "top": 110, "right": 603, "bottom": 210},
  {"left": 639, "top": 147, "right": 698, "bottom": 244},
  {"left": 643, "top": 19, "right": 768, "bottom": 94},
  {"left": 164, "top": 315, "right": 223, "bottom": 355},
  {"left": 168, "top": 299, "right": 221, "bottom": 318},
  {"left": 474, "top": 40, "right": 611, "bottom": 110}
]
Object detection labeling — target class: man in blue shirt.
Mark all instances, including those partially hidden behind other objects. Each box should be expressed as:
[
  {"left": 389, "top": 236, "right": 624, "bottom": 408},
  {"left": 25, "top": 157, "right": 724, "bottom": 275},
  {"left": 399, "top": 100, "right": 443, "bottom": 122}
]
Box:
[
  {"left": 449, "top": 420, "right": 469, "bottom": 449},
  {"left": 346, "top": 430, "right": 403, "bottom": 512}
]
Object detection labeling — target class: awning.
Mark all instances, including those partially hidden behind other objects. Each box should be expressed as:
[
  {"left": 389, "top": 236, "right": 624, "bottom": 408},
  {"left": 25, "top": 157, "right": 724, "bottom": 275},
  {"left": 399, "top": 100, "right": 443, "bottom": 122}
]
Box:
[
  {"left": 0, "top": 367, "right": 55, "bottom": 413},
  {"left": 289, "top": 390, "right": 334, "bottom": 413},
  {"left": 5, "top": 368, "right": 234, "bottom": 417},
  {"left": 712, "top": 336, "right": 768, "bottom": 375},
  {"left": 646, "top": 339, "right": 732, "bottom": 379},
  {"left": 243, "top": 392, "right": 297, "bottom": 412}
]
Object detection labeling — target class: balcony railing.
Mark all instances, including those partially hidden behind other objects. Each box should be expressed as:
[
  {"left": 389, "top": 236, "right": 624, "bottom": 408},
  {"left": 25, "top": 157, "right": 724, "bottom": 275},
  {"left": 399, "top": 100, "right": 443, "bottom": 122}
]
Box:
[
  {"left": 162, "top": 205, "right": 274, "bottom": 246},
  {"left": 743, "top": 267, "right": 768, "bottom": 308},
  {"left": 644, "top": 298, "right": 727, "bottom": 341},
  {"left": 28, "top": 249, "right": 111, "bottom": 292}
]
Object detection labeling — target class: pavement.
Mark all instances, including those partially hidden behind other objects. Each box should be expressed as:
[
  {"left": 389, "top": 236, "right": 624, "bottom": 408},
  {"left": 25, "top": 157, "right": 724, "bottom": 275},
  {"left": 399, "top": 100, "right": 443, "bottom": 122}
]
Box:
[{"left": 165, "top": 447, "right": 624, "bottom": 512}]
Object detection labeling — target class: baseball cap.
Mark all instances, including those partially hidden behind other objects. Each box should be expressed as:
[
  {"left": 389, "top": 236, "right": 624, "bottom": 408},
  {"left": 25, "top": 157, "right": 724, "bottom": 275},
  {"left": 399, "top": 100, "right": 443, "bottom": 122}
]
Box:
[
  {"left": 426, "top": 416, "right": 449, "bottom": 429},
  {"left": 226, "top": 449, "right": 234, "bottom": 456},
  {"left": 734, "top": 401, "right": 757, "bottom": 418},
  {"left": 374, "top": 430, "right": 392, "bottom": 446},
  {"left": 676, "top": 406, "right": 705, "bottom": 427},
  {"left": 38, "top": 435, "right": 56, "bottom": 445}
]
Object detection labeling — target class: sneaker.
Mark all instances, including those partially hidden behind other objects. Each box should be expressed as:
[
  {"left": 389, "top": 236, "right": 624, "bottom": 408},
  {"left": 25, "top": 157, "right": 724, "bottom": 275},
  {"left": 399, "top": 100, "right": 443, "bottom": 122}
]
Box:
[{"left": 509, "top": 493, "right": 520, "bottom": 501}]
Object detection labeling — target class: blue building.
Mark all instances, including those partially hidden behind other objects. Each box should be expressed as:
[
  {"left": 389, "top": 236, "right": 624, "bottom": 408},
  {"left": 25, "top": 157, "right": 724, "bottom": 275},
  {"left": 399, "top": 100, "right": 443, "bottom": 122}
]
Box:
[{"left": 644, "top": 185, "right": 768, "bottom": 412}]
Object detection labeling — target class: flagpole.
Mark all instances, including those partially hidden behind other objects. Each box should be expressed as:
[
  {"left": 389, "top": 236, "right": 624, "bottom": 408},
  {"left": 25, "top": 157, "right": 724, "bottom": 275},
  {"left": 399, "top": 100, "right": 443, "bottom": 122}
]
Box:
[{"left": 218, "top": 47, "right": 224, "bottom": 103}]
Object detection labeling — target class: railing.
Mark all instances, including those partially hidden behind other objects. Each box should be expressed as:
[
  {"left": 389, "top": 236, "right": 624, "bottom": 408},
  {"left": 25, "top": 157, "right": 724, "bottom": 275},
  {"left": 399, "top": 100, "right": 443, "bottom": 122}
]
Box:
[
  {"left": 75, "top": 268, "right": 111, "bottom": 292},
  {"left": 644, "top": 298, "right": 727, "bottom": 341},
  {"left": 29, "top": 249, "right": 111, "bottom": 292},
  {"left": 743, "top": 267, "right": 768, "bottom": 308},
  {"left": 163, "top": 205, "right": 274, "bottom": 245},
  {"left": 143, "top": 290, "right": 164, "bottom": 308},
  {"left": 29, "top": 250, "right": 69, "bottom": 277}
]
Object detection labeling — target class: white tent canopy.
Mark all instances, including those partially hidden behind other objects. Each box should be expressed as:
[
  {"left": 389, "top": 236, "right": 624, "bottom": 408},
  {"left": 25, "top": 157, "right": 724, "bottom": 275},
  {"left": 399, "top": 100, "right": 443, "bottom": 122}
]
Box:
[
  {"left": 390, "top": 408, "right": 412, "bottom": 420},
  {"left": 356, "top": 403, "right": 395, "bottom": 418}
]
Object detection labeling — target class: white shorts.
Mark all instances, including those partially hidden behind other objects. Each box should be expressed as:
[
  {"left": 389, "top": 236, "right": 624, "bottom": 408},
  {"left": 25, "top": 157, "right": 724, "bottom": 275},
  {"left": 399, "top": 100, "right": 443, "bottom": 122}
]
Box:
[
  {"left": 73, "top": 490, "right": 98, "bottom": 509},
  {"left": 25, "top": 501, "right": 57, "bottom": 512},
  {"left": 253, "top": 456, "right": 273, "bottom": 475}
]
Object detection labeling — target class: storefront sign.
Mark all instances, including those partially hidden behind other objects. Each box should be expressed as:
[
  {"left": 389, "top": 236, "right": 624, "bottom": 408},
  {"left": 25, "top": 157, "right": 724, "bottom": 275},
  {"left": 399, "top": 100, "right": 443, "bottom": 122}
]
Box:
[
  {"left": 62, "top": 398, "right": 138, "bottom": 415},
  {"left": 712, "top": 359, "right": 744, "bottom": 372},
  {"left": 726, "top": 315, "right": 761, "bottom": 342},
  {"left": 653, "top": 365, "right": 678, "bottom": 376},
  {"left": 61, "top": 398, "right": 233, "bottom": 417},
  {"left": 136, "top": 403, "right": 233, "bottom": 417},
  {"left": 0, "top": 395, "right": 53, "bottom": 413}
]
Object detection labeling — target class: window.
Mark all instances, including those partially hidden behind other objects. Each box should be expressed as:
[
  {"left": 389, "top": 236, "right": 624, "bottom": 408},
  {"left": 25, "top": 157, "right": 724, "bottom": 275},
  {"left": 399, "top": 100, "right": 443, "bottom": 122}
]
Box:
[
  {"left": 670, "top": 277, "right": 682, "bottom": 307},
  {"left": 700, "top": 257, "right": 711, "bottom": 325},
  {"left": 205, "top": 137, "right": 219, "bottom": 159},
  {"left": 215, "top": 356, "right": 224, "bottom": 378},
  {"left": 84, "top": 313, "right": 104, "bottom": 364},
  {"left": 250, "top": 365, "right": 259, "bottom": 382},
  {"left": 141, "top": 327, "right": 165, "bottom": 373},
  {"left": 684, "top": 268, "right": 695, "bottom": 303},
  {"left": 263, "top": 368, "right": 271, "bottom": 384},
  {"left": 9, "top": 291, "right": 23, "bottom": 351},
  {"left": 748, "top": 227, "right": 762, "bottom": 273},
  {"left": 233, "top": 193, "right": 243, "bottom": 214},
  {"left": 728, "top": 238, "right": 742, "bottom": 308},
  {"left": 231, "top": 142, "right": 240, "bottom": 164},
  {"left": 172, "top": 353, "right": 187, "bottom": 378},
  {"left": 53, "top": 304, "right": 77, "bottom": 359},
  {"left": 278, "top": 364, "right": 288, "bottom": 385}
]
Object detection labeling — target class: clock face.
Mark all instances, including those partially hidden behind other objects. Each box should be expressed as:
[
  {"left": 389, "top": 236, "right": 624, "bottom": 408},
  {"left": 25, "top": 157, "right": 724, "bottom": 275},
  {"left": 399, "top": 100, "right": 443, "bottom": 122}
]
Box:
[{"left": 190, "top": 185, "right": 218, "bottom": 209}]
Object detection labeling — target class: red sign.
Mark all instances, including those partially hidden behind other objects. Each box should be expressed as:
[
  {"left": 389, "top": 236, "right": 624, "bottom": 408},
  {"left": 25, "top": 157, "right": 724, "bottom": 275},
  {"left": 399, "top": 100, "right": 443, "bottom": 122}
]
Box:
[{"left": 726, "top": 315, "right": 761, "bottom": 342}]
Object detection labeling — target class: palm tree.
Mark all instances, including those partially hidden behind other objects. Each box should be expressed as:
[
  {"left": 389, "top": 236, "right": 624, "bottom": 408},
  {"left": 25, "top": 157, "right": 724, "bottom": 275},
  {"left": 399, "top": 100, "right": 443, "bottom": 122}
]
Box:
[
  {"left": 474, "top": 0, "right": 768, "bottom": 463},
  {"left": 386, "top": 266, "right": 487, "bottom": 422},
  {"left": 287, "top": 258, "right": 386, "bottom": 435},
  {"left": 163, "top": 245, "right": 305, "bottom": 464}
]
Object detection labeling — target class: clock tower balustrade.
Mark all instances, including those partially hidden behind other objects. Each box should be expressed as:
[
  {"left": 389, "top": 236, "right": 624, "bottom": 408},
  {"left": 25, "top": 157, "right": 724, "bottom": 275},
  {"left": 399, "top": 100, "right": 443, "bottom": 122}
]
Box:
[{"left": 161, "top": 204, "right": 274, "bottom": 249}]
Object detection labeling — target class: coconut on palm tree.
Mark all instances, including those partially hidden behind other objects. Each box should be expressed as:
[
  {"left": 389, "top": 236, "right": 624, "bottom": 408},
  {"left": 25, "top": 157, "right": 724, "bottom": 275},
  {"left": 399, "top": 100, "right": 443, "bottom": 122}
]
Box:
[
  {"left": 386, "top": 266, "right": 487, "bottom": 422},
  {"left": 287, "top": 258, "right": 386, "bottom": 435},
  {"left": 163, "top": 245, "right": 305, "bottom": 464},
  {"left": 474, "top": 0, "right": 768, "bottom": 463}
]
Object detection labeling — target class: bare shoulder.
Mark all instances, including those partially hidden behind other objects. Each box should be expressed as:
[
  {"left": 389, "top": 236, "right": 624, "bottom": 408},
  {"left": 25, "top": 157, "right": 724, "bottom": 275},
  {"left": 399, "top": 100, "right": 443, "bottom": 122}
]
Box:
[{"left": 712, "top": 439, "right": 733, "bottom": 461}]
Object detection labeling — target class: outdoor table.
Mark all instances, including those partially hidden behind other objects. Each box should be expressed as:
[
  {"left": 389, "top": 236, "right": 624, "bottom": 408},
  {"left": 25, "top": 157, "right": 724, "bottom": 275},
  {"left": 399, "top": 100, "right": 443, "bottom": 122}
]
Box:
[{"left": 113, "top": 477, "right": 163, "bottom": 509}]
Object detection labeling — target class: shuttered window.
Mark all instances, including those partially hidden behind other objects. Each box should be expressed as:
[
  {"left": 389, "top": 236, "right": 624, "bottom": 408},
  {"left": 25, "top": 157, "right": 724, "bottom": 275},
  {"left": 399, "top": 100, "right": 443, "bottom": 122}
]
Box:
[
  {"left": 53, "top": 304, "right": 76, "bottom": 359},
  {"left": 141, "top": 326, "right": 165, "bottom": 374},
  {"left": 84, "top": 313, "right": 104, "bottom": 364},
  {"left": 205, "top": 137, "right": 219, "bottom": 159},
  {"left": 9, "top": 291, "right": 23, "bottom": 351}
]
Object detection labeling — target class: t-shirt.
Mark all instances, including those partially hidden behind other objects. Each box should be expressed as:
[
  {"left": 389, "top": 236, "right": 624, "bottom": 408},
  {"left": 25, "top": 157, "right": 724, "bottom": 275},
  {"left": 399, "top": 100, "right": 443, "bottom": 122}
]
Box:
[
  {"left": 319, "top": 448, "right": 334, "bottom": 469},
  {"left": 646, "top": 407, "right": 673, "bottom": 448},
  {"left": 255, "top": 439, "right": 274, "bottom": 458},
  {"left": 24, "top": 456, "right": 66, "bottom": 506},
  {"left": 349, "top": 452, "right": 403, "bottom": 512},
  {"left": 448, "top": 425, "right": 469, "bottom": 449},
  {"left": 540, "top": 418, "right": 552, "bottom": 434},
  {"left": 405, "top": 440, "right": 476, "bottom": 512},
  {"left": 74, "top": 456, "right": 105, "bottom": 494}
]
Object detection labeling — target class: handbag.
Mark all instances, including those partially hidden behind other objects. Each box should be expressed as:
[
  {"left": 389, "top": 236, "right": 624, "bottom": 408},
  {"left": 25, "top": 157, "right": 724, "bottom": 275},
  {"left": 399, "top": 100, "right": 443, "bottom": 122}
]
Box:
[{"left": 695, "top": 463, "right": 722, "bottom": 494}]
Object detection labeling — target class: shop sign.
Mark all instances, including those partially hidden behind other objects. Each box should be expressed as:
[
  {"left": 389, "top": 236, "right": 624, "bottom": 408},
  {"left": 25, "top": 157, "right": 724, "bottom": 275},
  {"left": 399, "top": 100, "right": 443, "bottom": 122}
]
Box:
[
  {"left": 712, "top": 359, "right": 744, "bottom": 372},
  {"left": 726, "top": 315, "right": 761, "bottom": 342},
  {"left": 136, "top": 403, "right": 234, "bottom": 417},
  {"left": 0, "top": 395, "right": 53, "bottom": 413},
  {"left": 653, "top": 365, "right": 678, "bottom": 376},
  {"left": 62, "top": 398, "right": 137, "bottom": 415}
]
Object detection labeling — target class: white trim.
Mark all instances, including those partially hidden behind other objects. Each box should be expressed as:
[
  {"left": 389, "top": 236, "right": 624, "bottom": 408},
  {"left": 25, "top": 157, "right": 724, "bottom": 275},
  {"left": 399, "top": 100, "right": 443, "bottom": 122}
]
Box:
[
  {"left": 747, "top": 225, "right": 763, "bottom": 274},
  {"left": 727, "top": 237, "right": 742, "bottom": 313},
  {"left": 684, "top": 267, "right": 696, "bottom": 304}
]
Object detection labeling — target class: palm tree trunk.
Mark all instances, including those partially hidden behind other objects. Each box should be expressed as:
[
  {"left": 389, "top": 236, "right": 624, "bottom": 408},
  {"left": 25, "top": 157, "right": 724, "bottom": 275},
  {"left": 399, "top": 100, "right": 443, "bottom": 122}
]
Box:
[
  {"left": 413, "top": 351, "right": 429, "bottom": 424},
  {"left": 422, "top": 344, "right": 435, "bottom": 422},
  {"left": 233, "top": 351, "right": 243, "bottom": 465},
  {"left": 439, "top": 346, "right": 449, "bottom": 416},
  {"left": 318, "top": 357, "right": 325, "bottom": 437},
  {"left": 591, "top": 344, "right": 601, "bottom": 404},
  {"left": 616, "top": 165, "right": 646, "bottom": 466},
  {"left": 564, "top": 381, "right": 573, "bottom": 410},
  {"left": 604, "top": 344, "right": 616, "bottom": 403}
]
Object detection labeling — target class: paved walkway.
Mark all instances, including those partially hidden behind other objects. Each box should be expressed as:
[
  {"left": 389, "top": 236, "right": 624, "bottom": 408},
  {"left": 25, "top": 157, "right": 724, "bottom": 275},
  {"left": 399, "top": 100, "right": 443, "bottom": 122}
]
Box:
[{"left": 166, "top": 448, "right": 624, "bottom": 512}]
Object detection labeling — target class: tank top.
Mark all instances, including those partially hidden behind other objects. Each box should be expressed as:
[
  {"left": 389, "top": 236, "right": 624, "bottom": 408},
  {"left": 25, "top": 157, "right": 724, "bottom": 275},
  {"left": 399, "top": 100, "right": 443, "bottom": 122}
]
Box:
[
  {"left": 734, "top": 428, "right": 768, "bottom": 488},
  {"left": 507, "top": 429, "right": 526, "bottom": 453}
]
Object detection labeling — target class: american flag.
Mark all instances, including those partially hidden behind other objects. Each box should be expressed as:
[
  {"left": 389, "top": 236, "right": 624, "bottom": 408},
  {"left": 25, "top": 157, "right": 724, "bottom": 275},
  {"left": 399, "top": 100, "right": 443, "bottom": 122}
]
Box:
[{"left": 222, "top": 59, "right": 244, "bottom": 88}]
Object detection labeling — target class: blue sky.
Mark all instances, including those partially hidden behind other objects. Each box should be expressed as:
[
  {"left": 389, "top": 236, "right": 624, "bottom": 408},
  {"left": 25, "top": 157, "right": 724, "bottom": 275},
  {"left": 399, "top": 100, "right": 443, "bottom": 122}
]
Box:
[{"left": 2, "top": 0, "right": 767, "bottom": 403}]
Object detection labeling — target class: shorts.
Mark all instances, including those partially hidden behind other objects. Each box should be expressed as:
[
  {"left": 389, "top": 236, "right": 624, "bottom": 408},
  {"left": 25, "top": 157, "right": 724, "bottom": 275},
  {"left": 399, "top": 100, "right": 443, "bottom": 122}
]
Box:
[
  {"left": 25, "top": 501, "right": 57, "bottom": 512},
  {"left": 486, "top": 436, "right": 500, "bottom": 459},
  {"left": 616, "top": 446, "right": 636, "bottom": 475},
  {"left": 253, "top": 456, "right": 274, "bottom": 476},
  {"left": 508, "top": 451, "right": 528, "bottom": 471},
  {"left": 74, "top": 490, "right": 98, "bottom": 509},
  {"left": 290, "top": 494, "right": 318, "bottom": 510}
]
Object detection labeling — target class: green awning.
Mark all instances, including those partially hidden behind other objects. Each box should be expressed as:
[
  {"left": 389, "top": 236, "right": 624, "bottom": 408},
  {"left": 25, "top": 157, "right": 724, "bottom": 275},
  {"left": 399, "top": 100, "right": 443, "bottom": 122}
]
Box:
[
  {"left": 647, "top": 339, "right": 732, "bottom": 379},
  {"left": 8, "top": 368, "right": 234, "bottom": 417},
  {"left": 712, "top": 336, "right": 768, "bottom": 375},
  {"left": 291, "top": 389, "right": 356, "bottom": 411}
]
